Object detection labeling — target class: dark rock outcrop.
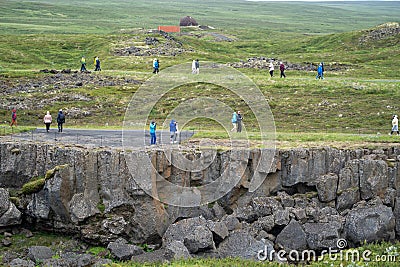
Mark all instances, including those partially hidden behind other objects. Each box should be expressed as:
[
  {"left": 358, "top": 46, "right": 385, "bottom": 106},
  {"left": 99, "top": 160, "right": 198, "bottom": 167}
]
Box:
[
  {"left": 1, "top": 142, "right": 400, "bottom": 262},
  {"left": 180, "top": 16, "right": 198, "bottom": 26}
]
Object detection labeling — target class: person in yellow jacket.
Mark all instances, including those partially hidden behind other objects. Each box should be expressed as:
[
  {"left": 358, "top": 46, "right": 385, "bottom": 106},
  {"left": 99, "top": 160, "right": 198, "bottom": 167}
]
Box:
[{"left": 80, "top": 56, "right": 87, "bottom": 72}]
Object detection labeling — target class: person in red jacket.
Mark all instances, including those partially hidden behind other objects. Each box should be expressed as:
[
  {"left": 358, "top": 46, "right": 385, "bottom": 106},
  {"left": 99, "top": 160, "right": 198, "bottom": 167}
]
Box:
[
  {"left": 280, "top": 62, "right": 286, "bottom": 78},
  {"left": 10, "top": 109, "right": 17, "bottom": 127}
]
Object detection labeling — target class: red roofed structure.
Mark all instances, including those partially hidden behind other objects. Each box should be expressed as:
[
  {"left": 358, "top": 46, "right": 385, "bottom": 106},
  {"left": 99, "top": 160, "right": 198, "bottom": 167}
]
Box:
[{"left": 158, "top": 26, "right": 181, "bottom": 33}]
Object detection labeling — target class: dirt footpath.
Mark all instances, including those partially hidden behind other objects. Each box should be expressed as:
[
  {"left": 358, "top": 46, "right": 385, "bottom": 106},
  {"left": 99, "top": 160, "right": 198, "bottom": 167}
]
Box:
[{"left": 9, "top": 128, "right": 194, "bottom": 149}]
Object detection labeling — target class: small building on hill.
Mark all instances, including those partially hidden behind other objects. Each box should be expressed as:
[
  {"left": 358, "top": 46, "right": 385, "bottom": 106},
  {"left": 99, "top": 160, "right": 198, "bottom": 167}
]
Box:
[
  {"left": 180, "top": 16, "right": 198, "bottom": 27},
  {"left": 158, "top": 26, "right": 181, "bottom": 33}
]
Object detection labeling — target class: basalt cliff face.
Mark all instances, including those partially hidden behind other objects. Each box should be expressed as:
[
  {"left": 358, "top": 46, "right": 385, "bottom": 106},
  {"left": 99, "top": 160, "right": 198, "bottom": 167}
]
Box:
[{"left": 1, "top": 141, "right": 400, "bottom": 261}]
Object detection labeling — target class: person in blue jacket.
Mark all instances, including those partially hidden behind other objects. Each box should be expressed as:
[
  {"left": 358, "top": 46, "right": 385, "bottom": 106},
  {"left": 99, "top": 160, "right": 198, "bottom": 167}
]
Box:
[
  {"left": 231, "top": 111, "right": 237, "bottom": 132},
  {"left": 169, "top": 119, "right": 178, "bottom": 144},
  {"left": 149, "top": 120, "right": 157, "bottom": 145},
  {"left": 316, "top": 62, "right": 324, "bottom": 79},
  {"left": 153, "top": 58, "right": 159, "bottom": 74}
]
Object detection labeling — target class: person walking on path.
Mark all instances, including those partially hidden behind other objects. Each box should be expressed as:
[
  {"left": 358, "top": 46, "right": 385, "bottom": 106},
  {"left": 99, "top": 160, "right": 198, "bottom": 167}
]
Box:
[
  {"left": 57, "top": 109, "right": 65, "bottom": 132},
  {"left": 316, "top": 62, "right": 324, "bottom": 79},
  {"left": 149, "top": 120, "right": 157, "bottom": 145},
  {"left": 279, "top": 62, "right": 286, "bottom": 78},
  {"left": 94, "top": 56, "right": 101, "bottom": 71},
  {"left": 80, "top": 56, "right": 87, "bottom": 72},
  {"left": 192, "top": 60, "right": 197, "bottom": 74},
  {"left": 153, "top": 58, "right": 159, "bottom": 74},
  {"left": 231, "top": 111, "right": 237, "bottom": 132},
  {"left": 10, "top": 108, "right": 17, "bottom": 127},
  {"left": 236, "top": 111, "right": 243, "bottom": 133},
  {"left": 169, "top": 119, "right": 179, "bottom": 144},
  {"left": 269, "top": 61, "right": 274, "bottom": 78},
  {"left": 195, "top": 59, "right": 200, "bottom": 74},
  {"left": 390, "top": 115, "right": 399, "bottom": 135},
  {"left": 43, "top": 111, "right": 52, "bottom": 132}
]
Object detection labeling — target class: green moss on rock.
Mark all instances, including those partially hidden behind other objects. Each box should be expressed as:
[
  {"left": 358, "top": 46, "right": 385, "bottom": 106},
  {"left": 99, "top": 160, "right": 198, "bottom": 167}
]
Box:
[
  {"left": 9, "top": 196, "right": 20, "bottom": 206},
  {"left": 44, "top": 164, "right": 69, "bottom": 180},
  {"left": 22, "top": 178, "right": 45, "bottom": 195}
]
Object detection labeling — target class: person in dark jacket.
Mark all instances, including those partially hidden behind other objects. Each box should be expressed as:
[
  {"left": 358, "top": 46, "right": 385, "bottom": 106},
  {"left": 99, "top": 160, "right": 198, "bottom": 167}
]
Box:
[
  {"left": 169, "top": 119, "right": 179, "bottom": 143},
  {"left": 94, "top": 56, "right": 101, "bottom": 71},
  {"left": 279, "top": 62, "right": 286, "bottom": 78},
  {"left": 57, "top": 109, "right": 65, "bottom": 132},
  {"left": 236, "top": 111, "right": 243, "bottom": 133}
]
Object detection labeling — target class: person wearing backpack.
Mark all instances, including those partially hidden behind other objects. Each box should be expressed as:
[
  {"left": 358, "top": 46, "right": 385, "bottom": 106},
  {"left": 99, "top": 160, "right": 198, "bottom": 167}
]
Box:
[{"left": 57, "top": 109, "right": 65, "bottom": 132}]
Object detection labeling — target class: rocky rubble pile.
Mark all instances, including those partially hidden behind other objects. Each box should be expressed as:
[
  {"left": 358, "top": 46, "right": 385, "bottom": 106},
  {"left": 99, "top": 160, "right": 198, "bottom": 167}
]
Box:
[
  {"left": 359, "top": 22, "right": 400, "bottom": 44},
  {"left": 0, "top": 72, "right": 140, "bottom": 115},
  {"left": 115, "top": 31, "right": 193, "bottom": 57},
  {"left": 1, "top": 143, "right": 400, "bottom": 265},
  {"left": 227, "top": 57, "right": 350, "bottom": 71}
]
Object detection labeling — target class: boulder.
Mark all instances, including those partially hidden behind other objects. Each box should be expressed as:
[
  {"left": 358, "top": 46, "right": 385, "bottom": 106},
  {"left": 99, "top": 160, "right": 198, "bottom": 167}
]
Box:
[
  {"left": 344, "top": 204, "right": 395, "bottom": 244},
  {"left": 303, "top": 222, "right": 342, "bottom": 250},
  {"left": 0, "top": 188, "right": 10, "bottom": 216},
  {"left": 251, "top": 215, "right": 275, "bottom": 233},
  {"left": 359, "top": 160, "right": 389, "bottom": 200},
  {"left": 206, "top": 221, "right": 229, "bottom": 243},
  {"left": 92, "top": 259, "right": 113, "bottom": 267},
  {"left": 337, "top": 161, "right": 361, "bottom": 211},
  {"left": 131, "top": 249, "right": 167, "bottom": 264},
  {"left": 183, "top": 225, "right": 215, "bottom": 253},
  {"left": 316, "top": 173, "right": 338, "bottom": 202},
  {"left": 107, "top": 238, "right": 144, "bottom": 261},
  {"left": 275, "top": 220, "right": 307, "bottom": 252},
  {"left": 222, "top": 215, "right": 241, "bottom": 231},
  {"left": 9, "top": 258, "right": 35, "bottom": 267},
  {"left": 336, "top": 188, "right": 360, "bottom": 211},
  {"left": 164, "top": 240, "right": 191, "bottom": 260},
  {"left": 56, "top": 252, "right": 95, "bottom": 267},
  {"left": 27, "top": 246, "right": 54, "bottom": 263},
  {"left": 69, "top": 193, "right": 100, "bottom": 223},
  {"left": 0, "top": 201, "right": 21, "bottom": 227},
  {"left": 162, "top": 216, "right": 209, "bottom": 247},
  {"left": 274, "top": 208, "right": 290, "bottom": 226},
  {"left": 217, "top": 230, "right": 265, "bottom": 260}
]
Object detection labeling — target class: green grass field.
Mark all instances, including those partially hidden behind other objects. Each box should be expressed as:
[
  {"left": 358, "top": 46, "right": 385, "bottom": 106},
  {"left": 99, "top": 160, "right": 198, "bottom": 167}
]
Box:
[{"left": 0, "top": 0, "right": 399, "bottom": 146}]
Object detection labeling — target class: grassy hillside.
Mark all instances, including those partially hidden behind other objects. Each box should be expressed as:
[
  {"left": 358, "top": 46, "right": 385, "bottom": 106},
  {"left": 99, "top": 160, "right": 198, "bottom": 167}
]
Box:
[
  {"left": 0, "top": 0, "right": 398, "bottom": 34},
  {"left": 0, "top": 0, "right": 399, "bottom": 145}
]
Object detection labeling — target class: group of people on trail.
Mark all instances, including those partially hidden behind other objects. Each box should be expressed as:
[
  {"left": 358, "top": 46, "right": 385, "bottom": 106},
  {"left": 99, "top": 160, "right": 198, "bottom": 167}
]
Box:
[
  {"left": 148, "top": 119, "right": 179, "bottom": 145},
  {"left": 268, "top": 60, "right": 326, "bottom": 79},
  {"left": 42, "top": 109, "right": 66, "bottom": 133},
  {"left": 268, "top": 61, "right": 286, "bottom": 78},
  {"left": 151, "top": 59, "right": 199, "bottom": 75},
  {"left": 231, "top": 111, "right": 243, "bottom": 133},
  {"left": 80, "top": 56, "right": 101, "bottom": 72}
]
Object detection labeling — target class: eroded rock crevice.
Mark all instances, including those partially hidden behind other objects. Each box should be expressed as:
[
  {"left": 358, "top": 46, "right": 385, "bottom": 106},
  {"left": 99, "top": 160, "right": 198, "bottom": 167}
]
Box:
[{"left": 1, "top": 142, "right": 400, "bottom": 263}]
